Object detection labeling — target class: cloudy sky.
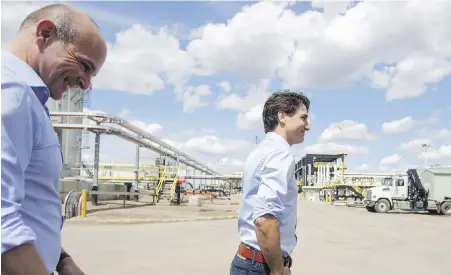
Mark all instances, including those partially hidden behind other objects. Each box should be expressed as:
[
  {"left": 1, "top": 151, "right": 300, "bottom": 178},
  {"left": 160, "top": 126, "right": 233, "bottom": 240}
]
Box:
[{"left": 2, "top": 1, "right": 450, "bottom": 175}]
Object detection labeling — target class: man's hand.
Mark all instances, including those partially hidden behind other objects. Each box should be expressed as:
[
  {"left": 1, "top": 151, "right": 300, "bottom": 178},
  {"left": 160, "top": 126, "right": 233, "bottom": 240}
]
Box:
[{"left": 57, "top": 257, "right": 86, "bottom": 275}]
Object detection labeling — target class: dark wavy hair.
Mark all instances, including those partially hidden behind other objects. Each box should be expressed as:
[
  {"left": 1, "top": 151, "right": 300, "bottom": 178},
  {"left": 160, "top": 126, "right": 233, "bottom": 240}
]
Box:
[{"left": 262, "top": 89, "right": 310, "bottom": 133}]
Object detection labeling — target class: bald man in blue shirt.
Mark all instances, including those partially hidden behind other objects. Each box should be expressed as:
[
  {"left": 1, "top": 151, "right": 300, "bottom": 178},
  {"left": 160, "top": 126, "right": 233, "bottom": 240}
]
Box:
[{"left": 1, "top": 4, "right": 106, "bottom": 275}]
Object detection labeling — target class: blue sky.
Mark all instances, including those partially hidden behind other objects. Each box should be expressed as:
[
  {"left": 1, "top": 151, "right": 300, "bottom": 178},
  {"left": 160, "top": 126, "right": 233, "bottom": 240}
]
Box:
[{"left": 2, "top": 1, "right": 450, "bottom": 174}]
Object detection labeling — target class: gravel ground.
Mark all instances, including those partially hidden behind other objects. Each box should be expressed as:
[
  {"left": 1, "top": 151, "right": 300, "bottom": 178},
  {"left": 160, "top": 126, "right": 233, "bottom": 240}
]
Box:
[{"left": 61, "top": 199, "right": 451, "bottom": 275}]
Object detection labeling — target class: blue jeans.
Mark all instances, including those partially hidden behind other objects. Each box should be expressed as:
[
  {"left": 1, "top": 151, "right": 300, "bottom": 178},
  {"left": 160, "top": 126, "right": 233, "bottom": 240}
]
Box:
[{"left": 230, "top": 253, "right": 271, "bottom": 275}]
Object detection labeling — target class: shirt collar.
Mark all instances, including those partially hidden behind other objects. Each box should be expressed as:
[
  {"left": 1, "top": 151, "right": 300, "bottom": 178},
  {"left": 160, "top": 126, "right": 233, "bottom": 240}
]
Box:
[
  {"left": 2, "top": 51, "right": 50, "bottom": 106},
  {"left": 265, "top": 132, "right": 293, "bottom": 150}
]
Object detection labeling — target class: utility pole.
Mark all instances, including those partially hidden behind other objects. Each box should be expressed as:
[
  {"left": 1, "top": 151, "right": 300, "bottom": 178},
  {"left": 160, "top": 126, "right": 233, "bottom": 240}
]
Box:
[
  {"left": 422, "top": 143, "right": 431, "bottom": 168},
  {"left": 255, "top": 136, "right": 259, "bottom": 147}
]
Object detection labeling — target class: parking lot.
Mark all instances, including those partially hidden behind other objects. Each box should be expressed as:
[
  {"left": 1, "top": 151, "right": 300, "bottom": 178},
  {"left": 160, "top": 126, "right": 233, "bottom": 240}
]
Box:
[{"left": 61, "top": 200, "right": 451, "bottom": 275}]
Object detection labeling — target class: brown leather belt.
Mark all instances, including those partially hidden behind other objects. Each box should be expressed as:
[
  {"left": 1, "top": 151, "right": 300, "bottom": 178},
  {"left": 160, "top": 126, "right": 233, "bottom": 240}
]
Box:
[{"left": 237, "top": 243, "right": 293, "bottom": 268}]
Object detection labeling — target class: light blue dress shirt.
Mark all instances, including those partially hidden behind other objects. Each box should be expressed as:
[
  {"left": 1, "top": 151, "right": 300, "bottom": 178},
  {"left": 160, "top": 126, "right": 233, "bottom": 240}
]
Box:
[
  {"left": 237, "top": 132, "right": 298, "bottom": 256},
  {"left": 1, "top": 51, "right": 63, "bottom": 273}
]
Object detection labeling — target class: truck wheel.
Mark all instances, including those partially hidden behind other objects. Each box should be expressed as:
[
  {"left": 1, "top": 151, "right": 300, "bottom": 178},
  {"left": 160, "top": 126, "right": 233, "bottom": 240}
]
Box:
[
  {"left": 366, "top": 206, "right": 376, "bottom": 212},
  {"left": 375, "top": 199, "right": 390, "bottom": 213},
  {"left": 440, "top": 201, "right": 451, "bottom": 215}
]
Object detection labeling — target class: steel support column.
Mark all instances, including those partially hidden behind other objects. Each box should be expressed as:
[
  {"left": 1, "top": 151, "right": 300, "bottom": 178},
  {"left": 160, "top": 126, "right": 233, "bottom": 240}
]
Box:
[
  {"left": 134, "top": 143, "right": 140, "bottom": 202},
  {"left": 92, "top": 132, "right": 100, "bottom": 206}
]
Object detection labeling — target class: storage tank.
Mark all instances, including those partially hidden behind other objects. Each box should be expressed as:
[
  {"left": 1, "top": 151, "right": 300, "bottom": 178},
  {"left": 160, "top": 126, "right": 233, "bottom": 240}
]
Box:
[{"left": 47, "top": 87, "right": 88, "bottom": 177}]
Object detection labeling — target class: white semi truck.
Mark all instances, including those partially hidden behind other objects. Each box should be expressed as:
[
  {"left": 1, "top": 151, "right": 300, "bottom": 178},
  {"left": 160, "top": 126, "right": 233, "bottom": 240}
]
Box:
[{"left": 364, "top": 167, "right": 451, "bottom": 215}]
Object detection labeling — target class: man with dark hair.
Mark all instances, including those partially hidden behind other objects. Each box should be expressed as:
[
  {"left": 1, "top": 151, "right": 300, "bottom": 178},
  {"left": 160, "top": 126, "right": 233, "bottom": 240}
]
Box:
[
  {"left": 230, "top": 90, "right": 310, "bottom": 275},
  {"left": 2, "top": 3, "right": 107, "bottom": 275}
]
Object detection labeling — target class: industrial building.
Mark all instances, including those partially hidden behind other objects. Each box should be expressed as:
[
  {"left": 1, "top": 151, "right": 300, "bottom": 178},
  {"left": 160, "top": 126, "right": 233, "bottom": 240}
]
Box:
[{"left": 295, "top": 153, "right": 346, "bottom": 186}]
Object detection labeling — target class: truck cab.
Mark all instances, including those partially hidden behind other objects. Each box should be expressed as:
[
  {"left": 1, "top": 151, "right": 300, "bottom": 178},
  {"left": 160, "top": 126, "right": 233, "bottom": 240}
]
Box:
[{"left": 364, "top": 175, "right": 407, "bottom": 213}]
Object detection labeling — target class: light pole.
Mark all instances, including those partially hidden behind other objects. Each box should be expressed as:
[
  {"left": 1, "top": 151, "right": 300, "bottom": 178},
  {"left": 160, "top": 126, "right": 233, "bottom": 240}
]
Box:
[{"left": 421, "top": 143, "right": 431, "bottom": 168}]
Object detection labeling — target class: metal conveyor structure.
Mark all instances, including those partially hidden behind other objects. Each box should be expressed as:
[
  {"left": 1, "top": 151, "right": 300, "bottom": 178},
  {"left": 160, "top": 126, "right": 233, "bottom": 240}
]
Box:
[
  {"left": 51, "top": 111, "right": 220, "bottom": 175},
  {"left": 51, "top": 112, "right": 230, "bottom": 204}
]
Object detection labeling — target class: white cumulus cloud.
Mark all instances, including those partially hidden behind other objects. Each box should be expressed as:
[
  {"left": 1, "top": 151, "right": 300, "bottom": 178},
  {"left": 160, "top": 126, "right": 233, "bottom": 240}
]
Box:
[
  {"left": 400, "top": 138, "right": 433, "bottom": 153},
  {"left": 3, "top": 0, "right": 450, "bottom": 115},
  {"left": 372, "top": 57, "right": 451, "bottom": 101},
  {"left": 129, "top": 120, "right": 164, "bottom": 138},
  {"left": 318, "top": 120, "right": 375, "bottom": 143},
  {"left": 163, "top": 135, "right": 251, "bottom": 156},
  {"left": 187, "top": 1, "right": 451, "bottom": 100},
  {"left": 382, "top": 116, "right": 414, "bottom": 134},
  {"left": 217, "top": 81, "right": 232, "bottom": 93},
  {"left": 94, "top": 24, "right": 196, "bottom": 95},
  {"left": 380, "top": 154, "right": 402, "bottom": 167},
  {"left": 178, "top": 84, "right": 211, "bottom": 113},
  {"left": 216, "top": 79, "right": 271, "bottom": 130},
  {"left": 418, "top": 144, "right": 451, "bottom": 162}
]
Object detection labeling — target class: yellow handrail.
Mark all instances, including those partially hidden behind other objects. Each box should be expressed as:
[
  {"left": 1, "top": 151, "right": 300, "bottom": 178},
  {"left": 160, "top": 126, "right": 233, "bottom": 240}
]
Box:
[
  {"left": 98, "top": 175, "right": 176, "bottom": 181},
  {"left": 169, "top": 176, "right": 178, "bottom": 202},
  {"left": 156, "top": 166, "right": 167, "bottom": 197},
  {"left": 352, "top": 185, "right": 365, "bottom": 196}
]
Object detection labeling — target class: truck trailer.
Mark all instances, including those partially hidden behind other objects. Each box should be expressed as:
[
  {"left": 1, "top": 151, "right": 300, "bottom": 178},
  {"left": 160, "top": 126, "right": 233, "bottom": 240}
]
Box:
[{"left": 364, "top": 167, "right": 451, "bottom": 215}]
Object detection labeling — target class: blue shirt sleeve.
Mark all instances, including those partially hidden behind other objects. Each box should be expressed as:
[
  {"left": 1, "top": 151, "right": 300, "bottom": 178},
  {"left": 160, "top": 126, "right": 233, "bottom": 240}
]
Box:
[
  {"left": 1, "top": 81, "right": 40, "bottom": 254},
  {"left": 252, "top": 150, "right": 294, "bottom": 222}
]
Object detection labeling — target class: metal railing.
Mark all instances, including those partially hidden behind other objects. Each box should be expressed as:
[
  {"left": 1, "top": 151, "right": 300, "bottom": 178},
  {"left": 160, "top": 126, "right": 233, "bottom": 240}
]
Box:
[
  {"left": 169, "top": 176, "right": 178, "bottom": 202},
  {"left": 64, "top": 189, "right": 158, "bottom": 218},
  {"left": 155, "top": 166, "right": 167, "bottom": 199}
]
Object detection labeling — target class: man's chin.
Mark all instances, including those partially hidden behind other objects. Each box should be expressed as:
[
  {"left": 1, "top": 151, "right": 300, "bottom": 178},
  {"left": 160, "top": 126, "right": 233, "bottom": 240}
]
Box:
[
  {"left": 50, "top": 94, "right": 63, "bottom": 100},
  {"left": 296, "top": 136, "right": 305, "bottom": 144},
  {"left": 49, "top": 89, "right": 65, "bottom": 100}
]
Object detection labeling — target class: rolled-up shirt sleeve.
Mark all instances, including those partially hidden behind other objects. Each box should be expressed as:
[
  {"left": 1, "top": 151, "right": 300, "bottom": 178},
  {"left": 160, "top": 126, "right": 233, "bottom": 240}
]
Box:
[
  {"left": 252, "top": 150, "right": 293, "bottom": 222},
  {"left": 1, "top": 81, "right": 38, "bottom": 254}
]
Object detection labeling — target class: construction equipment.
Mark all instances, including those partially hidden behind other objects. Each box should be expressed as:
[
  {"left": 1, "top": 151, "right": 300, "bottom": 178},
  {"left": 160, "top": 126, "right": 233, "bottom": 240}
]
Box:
[{"left": 364, "top": 167, "right": 451, "bottom": 215}]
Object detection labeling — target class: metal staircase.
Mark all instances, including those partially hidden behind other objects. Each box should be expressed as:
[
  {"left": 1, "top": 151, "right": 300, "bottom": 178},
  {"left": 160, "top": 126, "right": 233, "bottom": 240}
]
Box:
[
  {"left": 155, "top": 166, "right": 179, "bottom": 203},
  {"left": 81, "top": 161, "right": 94, "bottom": 178},
  {"left": 159, "top": 180, "right": 176, "bottom": 202}
]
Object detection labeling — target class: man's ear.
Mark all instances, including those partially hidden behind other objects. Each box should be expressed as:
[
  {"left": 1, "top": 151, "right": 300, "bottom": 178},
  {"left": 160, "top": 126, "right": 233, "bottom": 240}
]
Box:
[
  {"left": 35, "top": 19, "right": 56, "bottom": 49},
  {"left": 277, "top": 111, "right": 286, "bottom": 124}
]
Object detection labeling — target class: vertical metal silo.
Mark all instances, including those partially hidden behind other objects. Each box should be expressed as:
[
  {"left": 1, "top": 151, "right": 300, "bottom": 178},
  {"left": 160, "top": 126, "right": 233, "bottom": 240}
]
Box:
[{"left": 47, "top": 87, "right": 91, "bottom": 177}]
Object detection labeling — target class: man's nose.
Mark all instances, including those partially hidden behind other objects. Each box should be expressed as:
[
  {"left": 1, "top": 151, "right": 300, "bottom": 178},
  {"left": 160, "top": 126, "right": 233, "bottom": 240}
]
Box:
[{"left": 78, "top": 74, "right": 92, "bottom": 91}]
